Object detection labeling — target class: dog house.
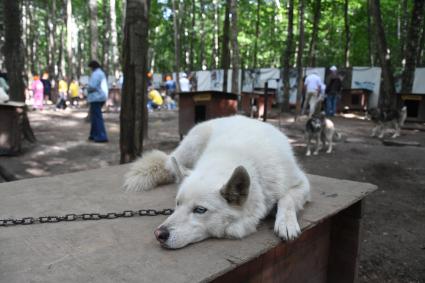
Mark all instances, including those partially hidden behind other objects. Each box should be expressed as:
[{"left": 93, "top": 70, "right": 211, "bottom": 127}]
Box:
[
  {"left": 398, "top": 93, "right": 425, "bottom": 121},
  {"left": 339, "top": 88, "right": 372, "bottom": 112},
  {"left": 241, "top": 89, "right": 276, "bottom": 118},
  {"left": 0, "top": 164, "right": 377, "bottom": 283},
  {"left": 0, "top": 101, "right": 26, "bottom": 155},
  {"left": 178, "top": 91, "right": 238, "bottom": 138}
]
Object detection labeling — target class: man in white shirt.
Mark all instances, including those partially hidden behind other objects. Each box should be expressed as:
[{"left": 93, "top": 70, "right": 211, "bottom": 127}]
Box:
[
  {"left": 302, "top": 71, "right": 322, "bottom": 117},
  {"left": 179, "top": 73, "right": 191, "bottom": 92}
]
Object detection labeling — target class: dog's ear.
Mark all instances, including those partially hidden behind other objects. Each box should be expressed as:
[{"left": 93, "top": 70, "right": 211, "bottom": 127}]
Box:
[
  {"left": 220, "top": 166, "right": 250, "bottom": 206},
  {"left": 171, "top": 157, "right": 191, "bottom": 183}
]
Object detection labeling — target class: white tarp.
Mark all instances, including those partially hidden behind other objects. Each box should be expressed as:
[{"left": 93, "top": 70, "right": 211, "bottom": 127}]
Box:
[
  {"left": 412, "top": 68, "right": 425, "bottom": 94},
  {"left": 196, "top": 70, "right": 241, "bottom": 93},
  {"left": 351, "top": 67, "right": 382, "bottom": 108}
]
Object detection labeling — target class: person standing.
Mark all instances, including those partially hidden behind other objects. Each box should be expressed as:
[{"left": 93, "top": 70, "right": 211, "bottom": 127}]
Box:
[
  {"left": 41, "top": 72, "right": 52, "bottom": 103},
  {"left": 31, "top": 75, "right": 44, "bottom": 110},
  {"left": 301, "top": 71, "right": 322, "bottom": 117},
  {"left": 325, "top": 66, "right": 342, "bottom": 117},
  {"left": 87, "top": 60, "right": 108, "bottom": 142},
  {"left": 68, "top": 78, "right": 80, "bottom": 108},
  {"left": 179, "top": 73, "right": 191, "bottom": 92},
  {"left": 56, "top": 77, "right": 68, "bottom": 110}
]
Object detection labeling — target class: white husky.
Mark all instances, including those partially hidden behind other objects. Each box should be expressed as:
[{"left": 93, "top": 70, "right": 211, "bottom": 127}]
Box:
[{"left": 123, "top": 116, "right": 310, "bottom": 249}]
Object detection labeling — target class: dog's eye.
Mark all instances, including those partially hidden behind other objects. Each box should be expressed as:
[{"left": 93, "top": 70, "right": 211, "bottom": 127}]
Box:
[{"left": 193, "top": 206, "right": 207, "bottom": 214}]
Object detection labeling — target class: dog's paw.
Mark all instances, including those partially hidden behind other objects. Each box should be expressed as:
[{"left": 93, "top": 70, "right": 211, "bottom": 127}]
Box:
[
  {"left": 305, "top": 150, "right": 311, "bottom": 156},
  {"left": 313, "top": 151, "right": 319, "bottom": 155},
  {"left": 274, "top": 218, "right": 301, "bottom": 241},
  {"left": 326, "top": 149, "right": 332, "bottom": 154}
]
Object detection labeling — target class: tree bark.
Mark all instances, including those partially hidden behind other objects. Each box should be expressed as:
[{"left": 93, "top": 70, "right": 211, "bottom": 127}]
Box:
[
  {"left": 212, "top": 0, "right": 219, "bottom": 68},
  {"left": 3, "top": 0, "right": 26, "bottom": 102},
  {"left": 172, "top": 0, "right": 181, "bottom": 92},
  {"left": 230, "top": 0, "right": 239, "bottom": 94},
  {"left": 400, "top": 0, "right": 408, "bottom": 65},
  {"left": 370, "top": 0, "right": 396, "bottom": 108},
  {"left": 344, "top": 0, "right": 350, "bottom": 67},
  {"left": 252, "top": 0, "right": 261, "bottom": 69},
  {"left": 295, "top": 0, "right": 305, "bottom": 116},
  {"left": 89, "top": 0, "right": 99, "bottom": 60},
  {"left": 367, "top": 0, "right": 374, "bottom": 66},
  {"left": 308, "top": 0, "right": 321, "bottom": 67},
  {"left": 401, "top": 0, "right": 425, "bottom": 93},
  {"left": 103, "top": 0, "right": 110, "bottom": 75},
  {"left": 110, "top": 0, "right": 119, "bottom": 77},
  {"left": 65, "top": 0, "right": 74, "bottom": 78},
  {"left": 120, "top": 0, "right": 150, "bottom": 164},
  {"left": 189, "top": 0, "right": 196, "bottom": 70},
  {"left": 417, "top": 16, "right": 425, "bottom": 65},
  {"left": 221, "top": 0, "right": 231, "bottom": 92},
  {"left": 282, "top": 0, "right": 294, "bottom": 112},
  {"left": 199, "top": 0, "right": 206, "bottom": 69}
]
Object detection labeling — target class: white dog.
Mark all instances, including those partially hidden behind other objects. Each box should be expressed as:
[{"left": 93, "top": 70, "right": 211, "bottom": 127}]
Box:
[{"left": 123, "top": 116, "right": 310, "bottom": 249}]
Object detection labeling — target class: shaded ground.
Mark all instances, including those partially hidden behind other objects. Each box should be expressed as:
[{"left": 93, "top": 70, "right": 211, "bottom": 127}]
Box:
[{"left": 1, "top": 106, "right": 424, "bottom": 282}]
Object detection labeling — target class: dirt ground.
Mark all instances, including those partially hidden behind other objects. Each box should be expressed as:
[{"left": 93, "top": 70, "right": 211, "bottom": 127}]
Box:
[{"left": 1, "top": 105, "right": 424, "bottom": 282}]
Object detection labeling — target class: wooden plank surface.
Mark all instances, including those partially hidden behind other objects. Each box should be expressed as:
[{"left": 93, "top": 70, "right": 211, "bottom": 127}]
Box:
[{"left": 0, "top": 165, "right": 376, "bottom": 283}]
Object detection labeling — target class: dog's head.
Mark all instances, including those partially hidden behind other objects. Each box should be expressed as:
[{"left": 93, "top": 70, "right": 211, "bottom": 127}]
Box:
[
  {"left": 154, "top": 166, "right": 250, "bottom": 249},
  {"left": 306, "top": 114, "right": 324, "bottom": 133}
]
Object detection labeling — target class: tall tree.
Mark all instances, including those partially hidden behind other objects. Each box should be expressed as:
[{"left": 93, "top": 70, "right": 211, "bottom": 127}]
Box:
[
  {"left": 89, "top": 0, "right": 99, "bottom": 60},
  {"left": 172, "top": 0, "right": 181, "bottom": 92},
  {"left": 189, "top": 0, "right": 196, "bottom": 70},
  {"left": 199, "top": 0, "right": 206, "bottom": 69},
  {"left": 401, "top": 0, "right": 425, "bottom": 93},
  {"left": 230, "top": 0, "right": 239, "bottom": 94},
  {"left": 295, "top": 0, "right": 305, "bottom": 116},
  {"left": 282, "top": 0, "right": 294, "bottom": 112},
  {"left": 308, "top": 0, "right": 321, "bottom": 67},
  {"left": 120, "top": 0, "right": 151, "bottom": 163},
  {"left": 212, "top": 0, "right": 219, "bottom": 68},
  {"left": 399, "top": 0, "right": 409, "bottom": 64},
  {"left": 252, "top": 0, "right": 261, "bottom": 69},
  {"left": 344, "top": 0, "right": 350, "bottom": 67},
  {"left": 102, "top": 0, "right": 111, "bottom": 75},
  {"left": 65, "top": 0, "right": 74, "bottom": 78},
  {"left": 3, "top": 0, "right": 25, "bottom": 101},
  {"left": 370, "top": 0, "right": 396, "bottom": 108},
  {"left": 417, "top": 17, "right": 425, "bottom": 65},
  {"left": 221, "top": 0, "right": 231, "bottom": 92},
  {"left": 110, "top": 0, "right": 119, "bottom": 77}
]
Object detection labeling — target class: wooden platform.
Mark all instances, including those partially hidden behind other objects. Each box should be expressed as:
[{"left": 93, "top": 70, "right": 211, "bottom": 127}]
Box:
[{"left": 0, "top": 165, "right": 376, "bottom": 283}]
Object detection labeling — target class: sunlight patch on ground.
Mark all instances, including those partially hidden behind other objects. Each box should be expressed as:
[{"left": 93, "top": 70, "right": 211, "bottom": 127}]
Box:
[
  {"left": 26, "top": 167, "right": 49, "bottom": 176},
  {"left": 341, "top": 113, "right": 367, "bottom": 120}
]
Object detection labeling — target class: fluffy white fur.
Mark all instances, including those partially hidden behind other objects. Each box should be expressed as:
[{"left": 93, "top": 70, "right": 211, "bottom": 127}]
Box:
[{"left": 124, "top": 115, "right": 311, "bottom": 249}]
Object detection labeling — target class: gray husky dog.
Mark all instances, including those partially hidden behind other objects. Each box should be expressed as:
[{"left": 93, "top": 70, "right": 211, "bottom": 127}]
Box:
[
  {"left": 305, "top": 113, "right": 341, "bottom": 156},
  {"left": 368, "top": 106, "right": 407, "bottom": 138}
]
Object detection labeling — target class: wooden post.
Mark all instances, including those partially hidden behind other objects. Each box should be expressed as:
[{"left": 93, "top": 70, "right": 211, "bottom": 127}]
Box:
[{"left": 263, "top": 82, "right": 268, "bottom": 122}]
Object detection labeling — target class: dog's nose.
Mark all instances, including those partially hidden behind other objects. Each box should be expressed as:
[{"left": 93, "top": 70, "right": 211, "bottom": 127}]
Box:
[{"left": 154, "top": 226, "right": 170, "bottom": 243}]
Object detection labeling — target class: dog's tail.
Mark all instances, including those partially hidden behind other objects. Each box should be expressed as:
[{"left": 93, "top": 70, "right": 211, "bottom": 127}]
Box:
[
  {"left": 123, "top": 150, "right": 175, "bottom": 192},
  {"left": 399, "top": 106, "right": 407, "bottom": 127},
  {"left": 334, "top": 130, "right": 342, "bottom": 141}
]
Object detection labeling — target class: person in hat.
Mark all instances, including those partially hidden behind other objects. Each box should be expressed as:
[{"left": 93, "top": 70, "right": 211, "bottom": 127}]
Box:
[
  {"left": 179, "top": 73, "right": 191, "bottom": 92},
  {"left": 325, "top": 66, "right": 342, "bottom": 117},
  {"left": 87, "top": 60, "right": 108, "bottom": 142}
]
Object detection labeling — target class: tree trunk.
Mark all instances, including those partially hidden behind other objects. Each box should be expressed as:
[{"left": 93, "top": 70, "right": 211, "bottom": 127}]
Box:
[
  {"left": 252, "top": 0, "right": 261, "bottom": 68},
  {"left": 89, "top": 0, "right": 99, "bottom": 60},
  {"left": 367, "top": 0, "right": 374, "bottom": 66},
  {"left": 172, "top": 0, "right": 181, "bottom": 92},
  {"left": 370, "top": 0, "right": 396, "bottom": 108},
  {"left": 189, "top": 0, "right": 196, "bottom": 70},
  {"left": 401, "top": 0, "right": 425, "bottom": 93},
  {"left": 400, "top": 0, "right": 408, "bottom": 65},
  {"left": 3, "top": 0, "right": 25, "bottom": 102},
  {"left": 120, "top": 0, "right": 150, "bottom": 164},
  {"left": 103, "top": 0, "right": 110, "bottom": 75},
  {"left": 295, "top": 0, "right": 305, "bottom": 116},
  {"left": 344, "top": 0, "right": 350, "bottom": 67},
  {"left": 110, "top": 0, "right": 119, "bottom": 77},
  {"left": 3, "top": 0, "right": 36, "bottom": 143},
  {"left": 417, "top": 17, "right": 425, "bottom": 65},
  {"left": 199, "top": 0, "right": 206, "bottom": 69},
  {"left": 282, "top": 0, "right": 294, "bottom": 112},
  {"left": 59, "top": 24, "right": 66, "bottom": 78},
  {"left": 65, "top": 0, "right": 74, "bottom": 78},
  {"left": 230, "top": 0, "right": 239, "bottom": 94},
  {"left": 212, "top": 0, "right": 219, "bottom": 69},
  {"left": 221, "top": 0, "right": 231, "bottom": 92},
  {"left": 308, "top": 0, "right": 321, "bottom": 67}
]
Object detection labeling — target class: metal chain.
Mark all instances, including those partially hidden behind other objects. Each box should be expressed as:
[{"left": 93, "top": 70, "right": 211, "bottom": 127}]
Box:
[{"left": 0, "top": 208, "right": 174, "bottom": 227}]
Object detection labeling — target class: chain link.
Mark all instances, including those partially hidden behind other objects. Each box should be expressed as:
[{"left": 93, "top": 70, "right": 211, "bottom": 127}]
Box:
[{"left": 0, "top": 208, "right": 174, "bottom": 227}]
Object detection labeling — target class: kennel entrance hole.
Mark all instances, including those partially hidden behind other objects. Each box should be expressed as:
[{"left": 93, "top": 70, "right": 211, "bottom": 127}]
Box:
[
  {"left": 405, "top": 100, "right": 419, "bottom": 118},
  {"left": 195, "top": 105, "right": 207, "bottom": 123}
]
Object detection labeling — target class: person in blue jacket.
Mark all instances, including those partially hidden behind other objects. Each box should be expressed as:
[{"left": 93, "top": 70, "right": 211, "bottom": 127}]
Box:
[{"left": 87, "top": 60, "right": 108, "bottom": 142}]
